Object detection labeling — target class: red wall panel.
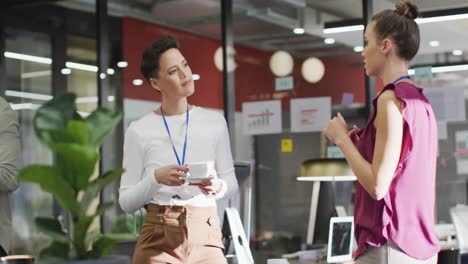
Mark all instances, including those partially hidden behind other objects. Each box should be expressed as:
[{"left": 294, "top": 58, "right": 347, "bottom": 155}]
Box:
[
  {"left": 122, "top": 17, "right": 223, "bottom": 109},
  {"left": 123, "top": 17, "right": 368, "bottom": 111}
]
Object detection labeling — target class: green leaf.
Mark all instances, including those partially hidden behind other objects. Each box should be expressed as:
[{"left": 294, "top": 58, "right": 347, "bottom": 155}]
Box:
[
  {"left": 34, "top": 93, "right": 78, "bottom": 144},
  {"left": 41, "top": 129, "right": 77, "bottom": 146},
  {"left": 35, "top": 217, "right": 68, "bottom": 243},
  {"left": 85, "top": 108, "right": 122, "bottom": 147},
  {"left": 17, "top": 165, "right": 80, "bottom": 215},
  {"left": 80, "top": 168, "right": 124, "bottom": 214},
  {"left": 39, "top": 240, "right": 70, "bottom": 260},
  {"left": 67, "top": 120, "right": 89, "bottom": 145},
  {"left": 50, "top": 143, "right": 99, "bottom": 190},
  {"left": 86, "top": 234, "right": 115, "bottom": 259}
]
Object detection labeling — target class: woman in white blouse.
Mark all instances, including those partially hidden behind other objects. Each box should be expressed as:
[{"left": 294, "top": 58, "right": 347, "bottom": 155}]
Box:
[{"left": 119, "top": 36, "right": 238, "bottom": 264}]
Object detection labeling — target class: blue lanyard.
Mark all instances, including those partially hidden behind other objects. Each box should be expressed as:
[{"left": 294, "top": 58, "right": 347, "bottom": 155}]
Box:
[
  {"left": 392, "top": 75, "right": 411, "bottom": 84},
  {"left": 161, "top": 105, "right": 189, "bottom": 165}
]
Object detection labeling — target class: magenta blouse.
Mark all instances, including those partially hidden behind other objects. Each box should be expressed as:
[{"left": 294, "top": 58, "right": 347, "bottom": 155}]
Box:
[{"left": 354, "top": 82, "right": 440, "bottom": 260}]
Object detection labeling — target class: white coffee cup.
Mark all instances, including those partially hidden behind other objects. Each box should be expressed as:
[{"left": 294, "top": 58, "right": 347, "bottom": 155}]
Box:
[{"left": 187, "top": 162, "right": 208, "bottom": 179}]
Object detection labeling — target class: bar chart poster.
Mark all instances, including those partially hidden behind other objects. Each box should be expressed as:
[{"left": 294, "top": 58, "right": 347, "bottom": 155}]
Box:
[
  {"left": 242, "top": 100, "right": 282, "bottom": 135},
  {"left": 290, "top": 97, "right": 331, "bottom": 132}
]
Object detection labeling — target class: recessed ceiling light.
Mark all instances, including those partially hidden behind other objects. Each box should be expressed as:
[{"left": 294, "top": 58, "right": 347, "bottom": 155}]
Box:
[
  {"left": 323, "top": 13, "right": 468, "bottom": 34},
  {"left": 60, "top": 68, "right": 71, "bottom": 75},
  {"left": 353, "top": 46, "right": 363, "bottom": 52},
  {"left": 193, "top": 74, "right": 200, "bottom": 80},
  {"left": 453, "top": 50, "right": 463, "bottom": 56},
  {"left": 293, "top": 28, "right": 305, "bottom": 34},
  {"left": 5, "top": 90, "right": 52, "bottom": 101},
  {"left": 324, "top": 38, "right": 335, "bottom": 44},
  {"left": 117, "top": 61, "right": 128, "bottom": 68},
  {"left": 408, "top": 64, "right": 468, "bottom": 75},
  {"left": 429, "top": 41, "right": 440, "bottom": 47},
  {"left": 416, "top": 13, "right": 468, "bottom": 24},
  {"left": 107, "top": 68, "right": 115, "bottom": 75},
  {"left": 4, "top": 51, "right": 52, "bottom": 64},
  {"left": 323, "top": 25, "right": 365, "bottom": 34},
  {"left": 132, "top": 79, "right": 143, "bottom": 86},
  {"left": 66, "top": 62, "right": 98, "bottom": 72}
]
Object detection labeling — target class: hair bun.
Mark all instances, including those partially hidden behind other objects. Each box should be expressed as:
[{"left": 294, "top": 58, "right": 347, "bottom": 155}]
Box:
[{"left": 395, "top": 0, "right": 419, "bottom": 19}]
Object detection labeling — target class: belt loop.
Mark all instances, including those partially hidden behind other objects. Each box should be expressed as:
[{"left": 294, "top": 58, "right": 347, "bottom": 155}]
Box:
[
  {"left": 177, "top": 207, "right": 187, "bottom": 225},
  {"left": 158, "top": 214, "right": 165, "bottom": 224},
  {"left": 164, "top": 205, "right": 169, "bottom": 215}
]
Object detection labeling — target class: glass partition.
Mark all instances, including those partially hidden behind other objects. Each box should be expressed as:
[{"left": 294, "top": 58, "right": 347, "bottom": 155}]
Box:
[{"left": 4, "top": 26, "right": 54, "bottom": 256}]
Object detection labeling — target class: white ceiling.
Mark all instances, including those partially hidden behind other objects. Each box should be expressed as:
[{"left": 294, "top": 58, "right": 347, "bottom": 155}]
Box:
[
  {"left": 307, "top": 0, "right": 468, "bottom": 58},
  {"left": 322, "top": 18, "right": 468, "bottom": 56},
  {"left": 305, "top": 0, "right": 468, "bottom": 18},
  {"left": 58, "top": 0, "right": 468, "bottom": 63}
]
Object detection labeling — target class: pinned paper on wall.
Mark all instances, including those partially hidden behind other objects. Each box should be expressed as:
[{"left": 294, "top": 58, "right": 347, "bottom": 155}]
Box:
[
  {"left": 341, "top": 93, "right": 354, "bottom": 106},
  {"left": 281, "top": 139, "right": 293, "bottom": 153},
  {"left": 242, "top": 100, "right": 282, "bottom": 135},
  {"left": 327, "top": 146, "right": 344, "bottom": 158},
  {"left": 290, "top": 97, "right": 331, "bottom": 133},
  {"left": 455, "top": 130, "right": 468, "bottom": 175}
]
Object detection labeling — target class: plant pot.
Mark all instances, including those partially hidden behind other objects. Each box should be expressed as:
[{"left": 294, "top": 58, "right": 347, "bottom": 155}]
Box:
[{"left": 38, "top": 255, "right": 131, "bottom": 264}]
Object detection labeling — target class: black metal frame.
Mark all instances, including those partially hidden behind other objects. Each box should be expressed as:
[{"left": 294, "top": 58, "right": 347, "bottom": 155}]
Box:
[
  {"left": 0, "top": 17, "right": 6, "bottom": 98},
  {"left": 362, "top": 0, "right": 376, "bottom": 114},
  {"left": 221, "top": 0, "right": 236, "bottom": 156}
]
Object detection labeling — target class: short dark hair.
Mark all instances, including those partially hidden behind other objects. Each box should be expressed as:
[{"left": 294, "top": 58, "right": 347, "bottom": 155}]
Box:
[
  {"left": 140, "top": 36, "right": 180, "bottom": 81},
  {"left": 371, "top": 0, "right": 420, "bottom": 61}
]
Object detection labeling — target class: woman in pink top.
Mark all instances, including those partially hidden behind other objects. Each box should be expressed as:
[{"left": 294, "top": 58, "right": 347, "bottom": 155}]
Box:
[{"left": 323, "top": 0, "right": 440, "bottom": 263}]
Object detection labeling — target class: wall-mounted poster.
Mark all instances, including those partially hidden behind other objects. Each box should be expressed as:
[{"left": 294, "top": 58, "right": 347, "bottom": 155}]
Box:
[
  {"left": 290, "top": 97, "right": 331, "bottom": 133},
  {"left": 242, "top": 100, "right": 282, "bottom": 135},
  {"left": 448, "top": 122, "right": 468, "bottom": 175},
  {"left": 455, "top": 130, "right": 468, "bottom": 174}
]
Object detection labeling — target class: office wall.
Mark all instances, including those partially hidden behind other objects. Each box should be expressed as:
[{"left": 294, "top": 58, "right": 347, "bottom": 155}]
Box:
[{"left": 121, "top": 17, "right": 367, "bottom": 110}]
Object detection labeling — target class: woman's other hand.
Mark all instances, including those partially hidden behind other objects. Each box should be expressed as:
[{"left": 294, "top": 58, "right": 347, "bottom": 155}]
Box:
[
  {"left": 324, "top": 112, "right": 349, "bottom": 145},
  {"left": 348, "top": 125, "right": 361, "bottom": 145},
  {"left": 190, "top": 177, "right": 223, "bottom": 196}
]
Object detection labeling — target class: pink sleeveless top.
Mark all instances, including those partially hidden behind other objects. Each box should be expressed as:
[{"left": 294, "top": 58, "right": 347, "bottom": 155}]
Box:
[{"left": 354, "top": 82, "right": 440, "bottom": 259}]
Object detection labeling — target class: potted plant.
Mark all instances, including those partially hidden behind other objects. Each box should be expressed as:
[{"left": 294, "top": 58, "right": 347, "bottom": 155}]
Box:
[{"left": 16, "top": 93, "right": 130, "bottom": 264}]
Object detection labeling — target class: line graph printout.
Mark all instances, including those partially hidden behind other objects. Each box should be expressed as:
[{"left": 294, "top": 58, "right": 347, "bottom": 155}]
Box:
[
  {"left": 242, "top": 100, "right": 282, "bottom": 135},
  {"left": 291, "top": 97, "right": 331, "bottom": 132}
]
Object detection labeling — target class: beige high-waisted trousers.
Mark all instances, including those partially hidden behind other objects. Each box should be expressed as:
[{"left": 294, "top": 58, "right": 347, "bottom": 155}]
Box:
[
  {"left": 355, "top": 241, "right": 437, "bottom": 264},
  {"left": 132, "top": 204, "right": 227, "bottom": 264}
]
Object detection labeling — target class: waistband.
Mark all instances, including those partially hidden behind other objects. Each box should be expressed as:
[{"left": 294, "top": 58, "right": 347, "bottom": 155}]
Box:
[{"left": 146, "top": 203, "right": 218, "bottom": 217}]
